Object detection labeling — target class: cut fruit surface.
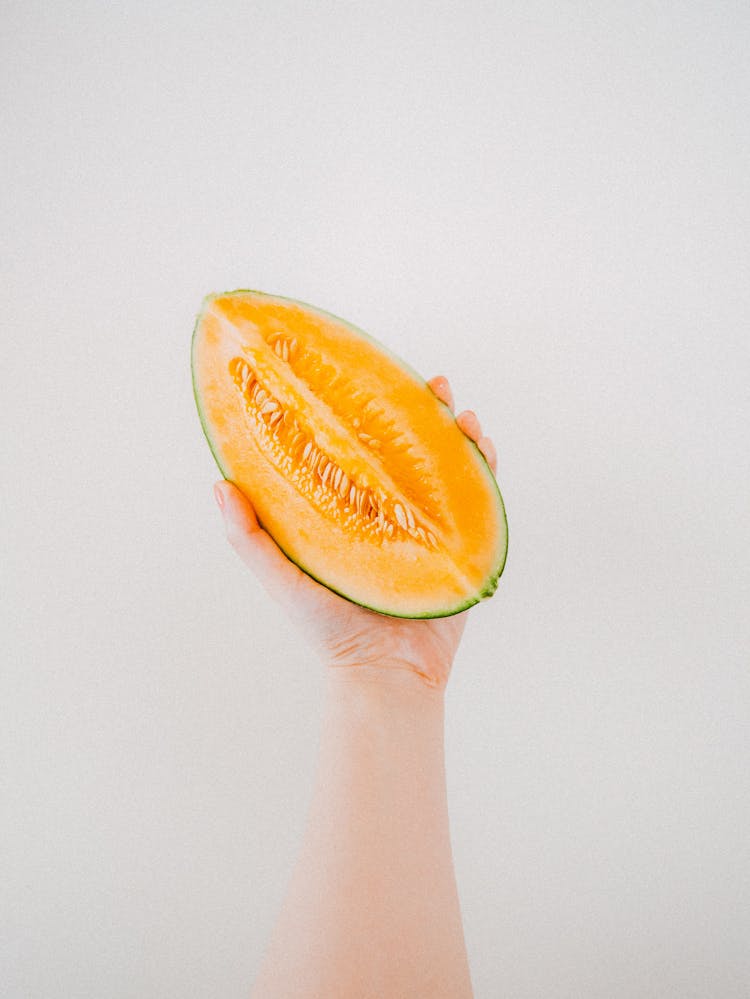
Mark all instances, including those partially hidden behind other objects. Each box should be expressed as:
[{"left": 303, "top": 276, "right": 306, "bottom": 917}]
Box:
[{"left": 192, "top": 290, "right": 508, "bottom": 618}]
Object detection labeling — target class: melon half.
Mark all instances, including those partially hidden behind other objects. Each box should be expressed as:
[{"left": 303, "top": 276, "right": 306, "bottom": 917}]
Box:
[{"left": 192, "top": 290, "right": 507, "bottom": 618}]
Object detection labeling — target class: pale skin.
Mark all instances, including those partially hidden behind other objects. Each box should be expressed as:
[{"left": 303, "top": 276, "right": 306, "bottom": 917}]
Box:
[{"left": 214, "top": 376, "right": 497, "bottom": 998}]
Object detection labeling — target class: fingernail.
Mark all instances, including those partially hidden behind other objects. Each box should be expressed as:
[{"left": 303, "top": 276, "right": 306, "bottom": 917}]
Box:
[{"left": 213, "top": 483, "right": 225, "bottom": 511}]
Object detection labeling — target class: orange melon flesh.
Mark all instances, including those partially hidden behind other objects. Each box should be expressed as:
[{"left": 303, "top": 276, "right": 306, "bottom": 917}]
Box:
[{"left": 192, "top": 290, "right": 507, "bottom": 618}]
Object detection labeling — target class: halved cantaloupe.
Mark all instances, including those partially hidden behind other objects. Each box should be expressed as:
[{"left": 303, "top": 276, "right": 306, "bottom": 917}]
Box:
[{"left": 192, "top": 290, "right": 507, "bottom": 618}]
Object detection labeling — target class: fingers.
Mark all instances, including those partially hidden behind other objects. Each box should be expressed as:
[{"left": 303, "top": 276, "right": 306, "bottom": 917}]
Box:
[
  {"left": 427, "top": 375, "right": 454, "bottom": 411},
  {"left": 455, "top": 409, "right": 481, "bottom": 440},
  {"left": 456, "top": 411, "right": 497, "bottom": 474},
  {"left": 214, "top": 481, "right": 310, "bottom": 606},
  {"left": 476, "top": 435, "right": 497, "bottom": 474},
  {"left": 429, "top": 374, "right": 498, "bottom": 475}
]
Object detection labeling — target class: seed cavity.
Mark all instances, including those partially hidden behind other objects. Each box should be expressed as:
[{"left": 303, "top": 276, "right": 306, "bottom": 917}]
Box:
[
  {"left": 256, "top": 329, "right": 442, "bottom": 524},
  {"left": 229, "top": 355, "right": 439, "bottom": 549}
]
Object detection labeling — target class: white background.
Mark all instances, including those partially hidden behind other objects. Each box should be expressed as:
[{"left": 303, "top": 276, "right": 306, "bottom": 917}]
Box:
[{"left": 3, "top": 2, "right": 749, "bottom": 996}]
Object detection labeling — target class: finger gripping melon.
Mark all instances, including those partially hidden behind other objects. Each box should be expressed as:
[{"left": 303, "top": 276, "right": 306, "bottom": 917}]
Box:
[{"left": 192, "top": 290, "right": 508, "bottom": 618}]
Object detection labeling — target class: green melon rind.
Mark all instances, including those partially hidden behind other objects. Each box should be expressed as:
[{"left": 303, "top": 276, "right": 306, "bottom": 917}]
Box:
[{"left": 191, "top": 290, "right": 508, "bottom": 619}]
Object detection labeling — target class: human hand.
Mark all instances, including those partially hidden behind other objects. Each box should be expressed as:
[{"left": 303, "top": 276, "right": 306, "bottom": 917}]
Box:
[{"left": 213, "top": 376, "right": 498, "bottom": 690}]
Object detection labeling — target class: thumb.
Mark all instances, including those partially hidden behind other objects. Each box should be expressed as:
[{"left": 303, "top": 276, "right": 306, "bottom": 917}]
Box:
[{"left": 213, "top": 481, "right": 310, "bottom": 607}]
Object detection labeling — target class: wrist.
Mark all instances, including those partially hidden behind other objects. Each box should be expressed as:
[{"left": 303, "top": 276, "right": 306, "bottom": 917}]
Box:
[
  {"left": 322, "top": 666, "right": 446, "bottom": 763},
  {"left": 324, "top": 663, "right": 447, "bottom": 705}
]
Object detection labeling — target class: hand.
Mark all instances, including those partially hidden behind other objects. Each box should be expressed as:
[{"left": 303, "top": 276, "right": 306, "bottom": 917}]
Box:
[{"left": 213, "top": 376, "right": 498, "bottom": 690}]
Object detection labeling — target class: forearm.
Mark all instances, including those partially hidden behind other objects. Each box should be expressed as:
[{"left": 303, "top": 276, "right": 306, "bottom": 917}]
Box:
[{"left": 251, "top": 666, "right": 473, "bottom": 998}]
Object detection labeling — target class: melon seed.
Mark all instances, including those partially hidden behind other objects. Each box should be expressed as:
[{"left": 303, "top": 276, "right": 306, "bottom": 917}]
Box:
[{"left": 394, "top": 503, "right": 407, "bottom": 529}]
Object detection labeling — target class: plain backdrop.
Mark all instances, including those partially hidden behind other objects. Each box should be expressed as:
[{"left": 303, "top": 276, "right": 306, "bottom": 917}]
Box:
[{"left": 2, "top": 2, "right": 749, "bottom": 997}]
